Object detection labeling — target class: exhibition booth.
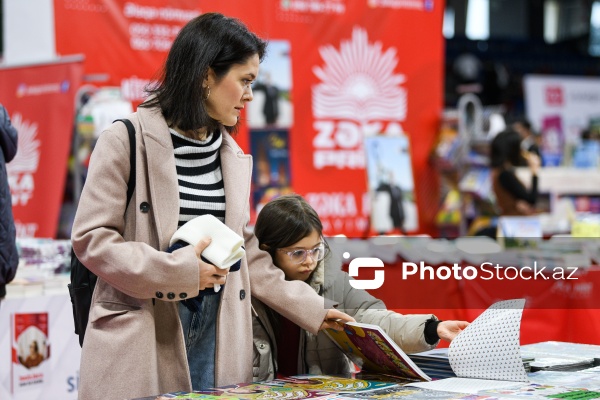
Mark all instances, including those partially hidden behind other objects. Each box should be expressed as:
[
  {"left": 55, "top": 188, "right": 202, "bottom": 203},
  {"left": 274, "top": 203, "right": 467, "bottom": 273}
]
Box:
[{"left": 1, "top": 0, "right": 600, "bottom": 399}]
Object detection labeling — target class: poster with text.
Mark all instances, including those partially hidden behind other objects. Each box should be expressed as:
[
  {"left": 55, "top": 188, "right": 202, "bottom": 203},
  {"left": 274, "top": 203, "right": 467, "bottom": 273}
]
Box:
[
  {"left": 11, "top": 313, "right": 50, "bottom": 395},
  {"left": 53, "top": 0, "right": 444, "bottom": 237}
]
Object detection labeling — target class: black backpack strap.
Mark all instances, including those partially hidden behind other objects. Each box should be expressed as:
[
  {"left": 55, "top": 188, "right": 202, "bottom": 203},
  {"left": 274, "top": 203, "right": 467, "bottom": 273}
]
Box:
[{"left": 113, "top": 119, "right": 136, "bottom": 206}]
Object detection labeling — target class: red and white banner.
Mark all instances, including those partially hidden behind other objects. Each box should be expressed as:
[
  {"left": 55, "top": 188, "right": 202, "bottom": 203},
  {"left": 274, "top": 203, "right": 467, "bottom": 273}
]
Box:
[
  {"left": 53, "top": 0, "right": 443, "bottom": 236},
  {"left": 0, "top": 58, "right": 84, "bottom": 238}
]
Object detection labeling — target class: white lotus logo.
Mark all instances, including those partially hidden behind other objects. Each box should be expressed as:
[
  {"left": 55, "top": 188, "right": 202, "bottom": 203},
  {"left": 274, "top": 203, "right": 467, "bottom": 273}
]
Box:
[
  {"left": 6, "top": 113, "right": 40, "bottom": 174},
  {"left": 7, "top": 113, "right": 40, "bottom": 207},
  {"left": 312, "top": 27, "right": 407, "bottom": 122}
]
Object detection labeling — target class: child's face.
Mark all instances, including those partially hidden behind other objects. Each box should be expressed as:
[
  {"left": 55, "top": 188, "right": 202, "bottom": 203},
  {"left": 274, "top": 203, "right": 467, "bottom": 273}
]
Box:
[{"left": 274, "top": 229, "right": 323, "bottom": 282}]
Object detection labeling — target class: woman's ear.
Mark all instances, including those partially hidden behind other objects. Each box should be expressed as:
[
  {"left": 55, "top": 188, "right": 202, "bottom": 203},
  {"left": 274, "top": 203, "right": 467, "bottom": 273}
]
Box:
[{"left": 204, "top": 68, "right": 216, "bottom": 88}]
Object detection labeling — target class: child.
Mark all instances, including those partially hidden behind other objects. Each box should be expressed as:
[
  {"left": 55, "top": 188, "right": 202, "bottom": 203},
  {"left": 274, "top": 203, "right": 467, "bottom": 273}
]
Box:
[{"left": 251, "top": 194, "right": 469, "bottom": 380}]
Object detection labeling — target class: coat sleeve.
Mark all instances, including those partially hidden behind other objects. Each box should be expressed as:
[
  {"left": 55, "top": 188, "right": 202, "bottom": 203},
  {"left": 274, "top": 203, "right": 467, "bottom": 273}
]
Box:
[
  {"left": 0, "top": 104, "right": 18, "bottom": 162},
  {"left": 331, "top": 261, "right": 439, "bottom": 354},
  {"left": 71, "top": 123, "right": 199, "bottom": 300},
  {"left": 245, "top": 225, "right": 328, "bottom": 336}
]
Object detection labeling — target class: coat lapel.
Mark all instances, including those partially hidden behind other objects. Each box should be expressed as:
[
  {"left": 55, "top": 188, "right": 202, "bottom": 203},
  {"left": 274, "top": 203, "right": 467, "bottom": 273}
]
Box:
[
  {"left": 138, "top": 106, "right": 180, "bottom": 250},
  {"left": 220, "top": 132, "right": 252, "bottom": 232}
]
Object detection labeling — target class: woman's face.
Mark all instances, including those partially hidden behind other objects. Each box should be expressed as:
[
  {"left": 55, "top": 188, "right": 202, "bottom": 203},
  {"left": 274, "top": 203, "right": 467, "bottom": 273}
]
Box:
[
  {"left": 205, "top": 54, "right": 259, "bottom": 127},
  {"left": 274, "top": 229, "right": 323, "bottom": 282}
]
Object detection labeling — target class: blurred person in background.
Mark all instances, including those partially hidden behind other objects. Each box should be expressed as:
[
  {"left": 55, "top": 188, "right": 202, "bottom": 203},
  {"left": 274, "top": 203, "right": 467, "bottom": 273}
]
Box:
[
  {"left": 490, "top": 128, "right": 540, "bottom": 216},
  {"left": 0, "top": 103, "right": 19, "bottom": 307},
  {"left": 512, "top": 117, "right": 541, "bottom": 162}
]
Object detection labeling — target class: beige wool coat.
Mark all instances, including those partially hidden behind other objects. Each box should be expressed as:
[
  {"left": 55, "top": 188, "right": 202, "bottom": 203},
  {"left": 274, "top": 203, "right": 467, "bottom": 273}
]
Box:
[{"left": 71, "top": 104, "right": 328, "bottom": 400}]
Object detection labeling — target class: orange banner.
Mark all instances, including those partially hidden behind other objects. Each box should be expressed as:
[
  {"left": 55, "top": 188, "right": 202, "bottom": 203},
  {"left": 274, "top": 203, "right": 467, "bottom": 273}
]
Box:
[{"left": 0, "top": 58, "right": 84, "bottom": 238}]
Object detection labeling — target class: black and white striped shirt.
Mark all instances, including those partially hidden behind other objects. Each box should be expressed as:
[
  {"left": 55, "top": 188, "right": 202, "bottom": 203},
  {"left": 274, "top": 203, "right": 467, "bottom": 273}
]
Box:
[{"left": 170, "top": 129, "right": 225, "bottom": 227}]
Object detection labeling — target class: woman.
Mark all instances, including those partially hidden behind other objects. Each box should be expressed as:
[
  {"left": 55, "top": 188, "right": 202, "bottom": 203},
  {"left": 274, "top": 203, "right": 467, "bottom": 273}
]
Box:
[
  {"left": 71, "top": 13, "right": 351, "bottom": 400},
  {"left": 490, "top": 128, "right": 541, "bottom": 216},
  {"left": 251, "top": 194, "right": 469, "bottom": 381}
]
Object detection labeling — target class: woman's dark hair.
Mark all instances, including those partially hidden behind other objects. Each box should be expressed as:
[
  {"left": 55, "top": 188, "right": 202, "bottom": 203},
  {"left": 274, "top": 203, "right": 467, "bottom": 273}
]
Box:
[
  {"left": 254, "top": 194, "right": 323, "bottom": 260},
  {"left": 490, "top": 128, "right": 523, "bottom": 168},
  {"left": 142, "top": 12, "right": 267, "bottom": 133}
]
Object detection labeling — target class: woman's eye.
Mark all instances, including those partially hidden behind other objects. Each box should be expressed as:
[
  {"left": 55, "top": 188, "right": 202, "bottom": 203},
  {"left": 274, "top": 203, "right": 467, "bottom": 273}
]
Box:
[{"left": 291, "top": 250, "right": 305, "bottom": 258}]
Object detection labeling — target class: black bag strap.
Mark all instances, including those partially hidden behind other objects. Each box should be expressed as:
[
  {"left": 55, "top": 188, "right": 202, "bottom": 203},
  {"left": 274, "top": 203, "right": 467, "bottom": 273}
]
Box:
[{"left": 113, "top": 119, "right": 136, "bottom": 205}]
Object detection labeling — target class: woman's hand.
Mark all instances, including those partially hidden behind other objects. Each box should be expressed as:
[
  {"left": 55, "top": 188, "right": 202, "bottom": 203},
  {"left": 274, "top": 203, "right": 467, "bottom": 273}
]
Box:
[
  {"left": 437, "top": 320, "right": 470, "bottom": 342},
  {"left": 194, "top": 237, "right": 227, "bottom": 290},
  {"left": 319, "top": 309, "right": 355, "bottom": 332}
]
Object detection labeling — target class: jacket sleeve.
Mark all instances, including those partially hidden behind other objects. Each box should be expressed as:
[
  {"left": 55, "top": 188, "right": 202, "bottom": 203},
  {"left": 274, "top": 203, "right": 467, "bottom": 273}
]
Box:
[
  {"left": 0, "top": 104, "right": 18, "bottom": 162},
  {"left": 245, "top": 226, "right": 328, "bottom": 336},
  {"left": 330, "top": 257, "right": 439, "bottom": 354},
  {"left": 71, "top": 123, "right": 199, "bottom": 300}
]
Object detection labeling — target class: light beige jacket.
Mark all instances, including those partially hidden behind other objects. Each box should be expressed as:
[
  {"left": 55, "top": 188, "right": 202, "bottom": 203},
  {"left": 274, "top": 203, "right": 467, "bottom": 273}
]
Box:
[
  {"left": 71, "top": 104, "right": 328, "bottom": 400},
  {"left": 252, "top": 252, "right": 438, "bottom": 381}
]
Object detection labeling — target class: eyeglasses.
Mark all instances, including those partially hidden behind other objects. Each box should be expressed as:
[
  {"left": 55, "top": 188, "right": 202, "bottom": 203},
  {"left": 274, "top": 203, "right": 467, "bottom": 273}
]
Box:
[{"left": 277, "top": 242, "right": 329, "bottom": 264}]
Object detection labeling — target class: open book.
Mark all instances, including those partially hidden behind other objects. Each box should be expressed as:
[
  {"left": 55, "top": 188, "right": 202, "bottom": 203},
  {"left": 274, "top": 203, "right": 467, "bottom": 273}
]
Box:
[
  {"left": 407, "top": 298, "right": 530, "bottom": 394},
  {"left": 327, "top": 299, "right": 531, "bottom": 394},
  {"left": 325, "top": 321, "right": 431, "bottom": 382}
]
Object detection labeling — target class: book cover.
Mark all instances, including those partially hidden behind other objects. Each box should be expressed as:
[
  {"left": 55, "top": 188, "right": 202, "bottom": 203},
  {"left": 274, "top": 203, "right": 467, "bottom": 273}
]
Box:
[
  {"left": 11, "top": 312, "right": 50, "bottom": 394},
  {"left": 324, "top": 322, "right": 431, "bottom": 381},
  {"left": 132, "top": 375, "right": 396, "bottom": 399},
  {"left": 263, "top": 375, "right": 399, "bottom": 393},
  {"left": 364, "top": 134, "right": 419, "bottom": 234}
]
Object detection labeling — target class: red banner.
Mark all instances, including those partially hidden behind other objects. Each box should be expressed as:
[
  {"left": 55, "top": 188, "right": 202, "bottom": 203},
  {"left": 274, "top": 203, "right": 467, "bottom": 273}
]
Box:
[
  {"left": 53, "top": 0, "right": 443, "bottom": 236},
  {"left": 0, "top": 58, "right": 84, "bottom": 238}
]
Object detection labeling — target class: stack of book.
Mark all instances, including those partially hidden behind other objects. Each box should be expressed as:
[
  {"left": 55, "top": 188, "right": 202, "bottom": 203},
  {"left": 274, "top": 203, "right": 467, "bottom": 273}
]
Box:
[
  {"left": 407, "top": 348, "right": 455, "bottom": 379},
  {"left": 408, "top": 348, "right": 534, "bottom": 379}
]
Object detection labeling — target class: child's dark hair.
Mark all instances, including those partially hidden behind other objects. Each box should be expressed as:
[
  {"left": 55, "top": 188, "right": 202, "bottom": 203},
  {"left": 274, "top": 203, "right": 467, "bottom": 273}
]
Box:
[{"left": 254, "top": 194, "right": 323, "bottom": 259}]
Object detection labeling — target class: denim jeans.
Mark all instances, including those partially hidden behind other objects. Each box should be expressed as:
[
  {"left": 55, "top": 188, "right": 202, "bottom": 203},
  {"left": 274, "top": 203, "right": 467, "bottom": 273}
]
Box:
[{"left": 178, "top": 293, "right": 221, "bottom": 390}]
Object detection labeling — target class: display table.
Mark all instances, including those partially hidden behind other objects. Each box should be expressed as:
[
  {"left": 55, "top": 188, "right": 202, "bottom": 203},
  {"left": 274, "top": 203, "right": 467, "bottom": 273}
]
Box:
[{"left": 0, "top": 292, "right": 81, "bottom": 400}]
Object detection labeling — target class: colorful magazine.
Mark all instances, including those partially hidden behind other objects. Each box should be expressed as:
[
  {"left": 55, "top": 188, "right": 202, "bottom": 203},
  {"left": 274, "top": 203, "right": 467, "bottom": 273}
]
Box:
[
  {"left": 263, "top": 375, "right": 399, "bottom": 393},
  {"left": 324, "top": 322, "right": 431, "bottom": 381}
]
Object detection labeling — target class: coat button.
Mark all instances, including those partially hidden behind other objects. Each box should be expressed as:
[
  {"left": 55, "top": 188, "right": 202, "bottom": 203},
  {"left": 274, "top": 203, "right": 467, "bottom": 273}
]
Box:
[
  {"left": 155, "top": 291, "right": 164, "bottom": 299},
  {"left": 239, "top": 289, "right": 246, "bottom": 300},
  {"left": 179, "top": 293, "right": 187, "bottom": 299},
  {"left": 140, "top": 202, "right": 150, "bottom": 213},
  {"left": 167, "top": 292, "right": 175, "bottom": 300}
]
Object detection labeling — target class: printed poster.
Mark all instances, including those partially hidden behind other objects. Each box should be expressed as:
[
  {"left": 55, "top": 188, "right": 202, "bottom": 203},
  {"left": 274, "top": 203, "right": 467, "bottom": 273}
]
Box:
[
  {"left": 364, "top": 135, "right": 419, "bottom": 234},
  {"left": 11, "top": 312, "right": 50, "bottom": 394}
]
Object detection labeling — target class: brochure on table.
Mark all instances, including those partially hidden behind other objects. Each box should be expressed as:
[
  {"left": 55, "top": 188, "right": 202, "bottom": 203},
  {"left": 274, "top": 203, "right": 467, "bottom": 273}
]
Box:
[{"left": 408, "top": 298, "right": 529, "bottom": 394}]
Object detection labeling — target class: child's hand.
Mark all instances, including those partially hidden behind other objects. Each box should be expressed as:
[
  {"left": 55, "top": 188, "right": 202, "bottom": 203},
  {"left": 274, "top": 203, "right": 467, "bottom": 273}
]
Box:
[
  {"left": 319, "top": 309, "right": 355, "bottom": 331},
  {"left": 437, "top": 320, "right": 470, "bottom": 342}
]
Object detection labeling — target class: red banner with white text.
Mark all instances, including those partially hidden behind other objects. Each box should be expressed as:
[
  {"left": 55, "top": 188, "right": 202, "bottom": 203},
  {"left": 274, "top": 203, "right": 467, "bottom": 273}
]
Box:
[
  {"left": 53, "top": 0, "right": 443, "bottom": 236},
  {"left": 0, "top": 59, "right": 84, "bottom": 238}
]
